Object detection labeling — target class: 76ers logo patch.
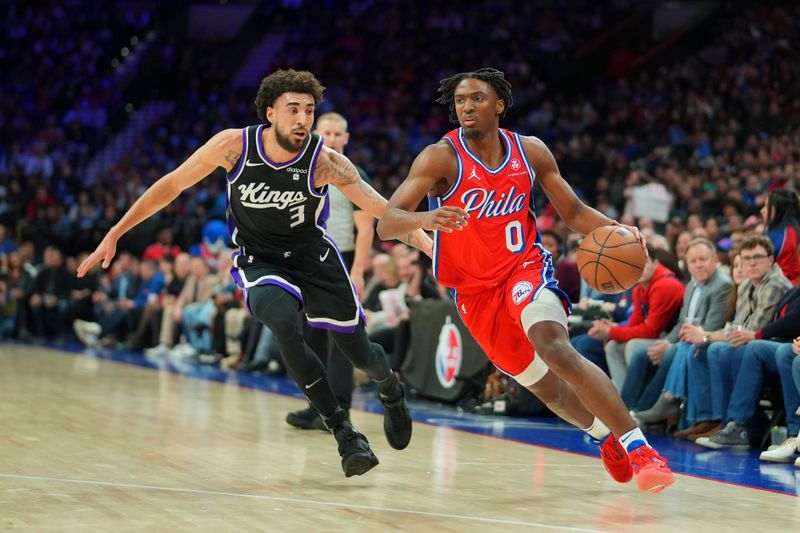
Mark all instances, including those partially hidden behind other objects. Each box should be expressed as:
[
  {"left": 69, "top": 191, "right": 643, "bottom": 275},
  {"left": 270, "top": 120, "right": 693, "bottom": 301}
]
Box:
[
  {"left": 510, "top": 158, "right": 521, "bottom": 171},
  {"left": 435, "top": 316, "right": 462, "bottom": 389},
  {"left": 511, "top": 281, "right": 533, "bottom": 305}
]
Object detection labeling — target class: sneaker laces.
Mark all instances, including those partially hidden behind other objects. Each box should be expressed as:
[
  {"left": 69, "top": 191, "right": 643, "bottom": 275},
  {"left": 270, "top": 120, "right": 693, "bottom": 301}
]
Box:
[
  {"left": 337, "top": 431, "right": 367, "bottom": 454},
  {"left": 600, "top": 436, "right": 626, "bottom": 462},
  {"left": 631, "top": 446, "right": 667, "bottom": 469}
]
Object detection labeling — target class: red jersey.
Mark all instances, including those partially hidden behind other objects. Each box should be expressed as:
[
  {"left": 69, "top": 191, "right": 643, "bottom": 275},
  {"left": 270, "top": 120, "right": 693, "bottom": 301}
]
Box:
[{"left": 429, "top": 128, "right": 555, "bottom": 294}]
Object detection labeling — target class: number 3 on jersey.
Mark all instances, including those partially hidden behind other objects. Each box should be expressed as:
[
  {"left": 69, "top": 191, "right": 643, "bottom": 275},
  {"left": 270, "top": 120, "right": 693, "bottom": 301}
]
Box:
[
  {"left": 290, "top": 205, "right": 305, "bottom": 228},
  {"left": 505, "top": 220, "right": 524, "bottom": 254}
]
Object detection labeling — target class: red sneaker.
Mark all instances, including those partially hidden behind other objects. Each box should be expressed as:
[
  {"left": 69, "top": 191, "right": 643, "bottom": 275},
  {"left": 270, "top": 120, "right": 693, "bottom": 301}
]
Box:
[
  {"left": 628, "top": 445, "right": 675, "bottom": 493},
  {"left": 600, "top": 434, "right": 633, "bottom": 483}
]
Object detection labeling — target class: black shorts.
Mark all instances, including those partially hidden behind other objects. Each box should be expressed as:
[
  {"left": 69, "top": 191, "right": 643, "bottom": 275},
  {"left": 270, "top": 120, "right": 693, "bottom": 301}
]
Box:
[{"left": 230, "top": 237, "right": 364, "bottom": 333}]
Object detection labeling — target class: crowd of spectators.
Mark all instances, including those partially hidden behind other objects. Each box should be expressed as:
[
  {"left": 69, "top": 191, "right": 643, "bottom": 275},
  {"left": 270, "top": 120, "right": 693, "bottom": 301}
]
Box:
[{"left": 1, "top": 1, "right": 799, "bottom": 464}]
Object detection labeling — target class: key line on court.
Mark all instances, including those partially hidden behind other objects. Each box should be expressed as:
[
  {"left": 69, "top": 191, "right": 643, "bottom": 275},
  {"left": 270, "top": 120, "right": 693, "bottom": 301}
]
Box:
[{"left": 0, "top": 472, "right": 604, "bottom": 532}]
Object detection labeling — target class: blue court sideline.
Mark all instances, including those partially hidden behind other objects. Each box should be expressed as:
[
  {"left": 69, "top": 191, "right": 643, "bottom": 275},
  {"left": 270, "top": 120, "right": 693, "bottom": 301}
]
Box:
[{"left": 9, "top": 341, "right": 797, "bottom": 497}]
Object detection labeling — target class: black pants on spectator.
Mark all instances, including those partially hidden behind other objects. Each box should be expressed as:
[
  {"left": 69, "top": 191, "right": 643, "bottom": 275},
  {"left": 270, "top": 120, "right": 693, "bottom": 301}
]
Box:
[{"left": 31, "top": 300, "right": 69, "bottom": 339}]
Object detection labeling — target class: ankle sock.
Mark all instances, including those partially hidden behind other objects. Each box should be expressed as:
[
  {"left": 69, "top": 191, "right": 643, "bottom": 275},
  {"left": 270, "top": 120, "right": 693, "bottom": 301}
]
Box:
[
  {"left": 620, "top": 427, "right": 649, "bottom": 454},
  {"left": 584, "top": 417, "right": 611, "bottom": 441}
]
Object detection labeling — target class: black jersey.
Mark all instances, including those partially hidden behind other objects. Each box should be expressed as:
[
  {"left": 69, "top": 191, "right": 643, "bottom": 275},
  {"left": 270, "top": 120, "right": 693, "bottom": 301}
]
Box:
[{"left": 226, "top": 125, "right": 328, "bottom": 258}]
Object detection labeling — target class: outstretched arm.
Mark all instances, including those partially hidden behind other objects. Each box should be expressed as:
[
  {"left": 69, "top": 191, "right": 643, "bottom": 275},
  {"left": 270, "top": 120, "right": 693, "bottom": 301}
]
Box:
[
  {"left": 77, "top": 129, "right": 242, "bottom": 277},
  {"left": 377, "top": 142, "right": 468, "bottom": 240},
  {"left": 315, "top": 146, "right": 433, "bottom": 256}
]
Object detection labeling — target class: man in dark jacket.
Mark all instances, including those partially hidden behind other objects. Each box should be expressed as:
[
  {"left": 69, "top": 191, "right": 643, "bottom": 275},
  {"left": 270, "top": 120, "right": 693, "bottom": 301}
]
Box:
[
  {"left": 696, "top": 286, "right": 800, "bottom": 450},
  {"left": 29, "top": 246, "right": 70, "bottom": 339}
]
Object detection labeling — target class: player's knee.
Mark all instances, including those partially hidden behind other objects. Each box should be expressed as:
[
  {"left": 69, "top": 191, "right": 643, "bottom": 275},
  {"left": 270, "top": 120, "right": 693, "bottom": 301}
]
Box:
[{"left": 265, "top": 314, "right": 303, "bottom": 342}]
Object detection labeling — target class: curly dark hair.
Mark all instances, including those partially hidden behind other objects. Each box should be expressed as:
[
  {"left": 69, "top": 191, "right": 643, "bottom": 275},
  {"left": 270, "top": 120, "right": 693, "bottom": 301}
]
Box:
[
  {"left": 435, "top": 68, "right": 513, "bottom": 125},
  {"left": 254, "top": 69, "right": 325, "bottom": 125}
]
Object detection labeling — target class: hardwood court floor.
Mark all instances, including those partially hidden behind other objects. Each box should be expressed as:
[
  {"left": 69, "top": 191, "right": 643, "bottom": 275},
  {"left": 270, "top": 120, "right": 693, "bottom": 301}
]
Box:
[{"left": 0, "top": 345, "right": 797, "bottom": 532}]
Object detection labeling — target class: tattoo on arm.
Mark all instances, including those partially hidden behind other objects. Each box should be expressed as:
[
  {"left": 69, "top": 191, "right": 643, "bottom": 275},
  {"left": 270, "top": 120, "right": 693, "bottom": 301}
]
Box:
[
  {"left": 317, "top": 151, "right": 360, "bottom": 186},
  {"left": 224, "top": 149, "right": 241, "bottom": 168}
]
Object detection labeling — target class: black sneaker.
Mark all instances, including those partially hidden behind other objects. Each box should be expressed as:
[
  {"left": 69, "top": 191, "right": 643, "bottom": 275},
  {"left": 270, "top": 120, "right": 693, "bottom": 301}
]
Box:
[
  {"left": 333, "top": 423, "right": 379, "bottom": 477},
  {"left": 286, "top": 406, "right": 345, "bottom": 431},
  {"left": 380, "top": 383, "right": 413, "bottom": 450}
]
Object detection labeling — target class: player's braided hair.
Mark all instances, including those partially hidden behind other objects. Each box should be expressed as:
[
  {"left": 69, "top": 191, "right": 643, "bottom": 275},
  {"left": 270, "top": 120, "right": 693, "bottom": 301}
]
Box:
[
  {"left": 436, "top": 68, "right": 513, "bottom": 124},
  {"left": 254, "top": 69, "right": 325, "bottom": 126}
]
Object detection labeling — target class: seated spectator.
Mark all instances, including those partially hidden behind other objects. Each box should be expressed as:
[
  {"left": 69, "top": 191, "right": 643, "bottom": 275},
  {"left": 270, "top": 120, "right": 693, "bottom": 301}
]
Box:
[
  {"left": 145, "top": 256, "right": 218, "bottom": 357},
  {"left": 623, "top": 239, "right": 731, "bottom": 421},
  {"left": 569, "top": 284, "right": 633, "bottom": 373},
  {"left": 672, "top": 252, "right": 745, "bottom": 440},
  {"left": 761, "top": 189, "right": 800, "bottom": 286},
  {"left": 585, "top": 246, "right": 684, "bottom": 390},
  {"left": 29, "top": 246, "right": 71, "bottom": 340},
  {"left": 73, "top": 253, "right": 139, "bottom": 346},
  {"left": 682, "top": 236, "right": 792, "bottom": 446},
  {"left": 131, "top": 252, "right": 191, "bottom": 351},
  {"left": 142, "top": 227, "right": 181, "bottom": 261},
  {"left": 695, "top": 284, "right": 800, "bottom": 450},
  {"left": 0, "top": 224, "right": 18, "bottom": 256},
  {"left": 69, "top": 251, "right": 101, "bottom": 323},
  {"left": 540, "top": 229, "right": 580, "bottom": 303},
  {"left": 0, "top": 250, "right": 36, "bottom": 339}
]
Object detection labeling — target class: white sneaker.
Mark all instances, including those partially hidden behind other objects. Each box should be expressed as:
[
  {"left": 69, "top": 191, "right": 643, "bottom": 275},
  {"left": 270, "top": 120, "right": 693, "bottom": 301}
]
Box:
[
  {"left": 144, "top": 344, "right": 170, "bottom": 358},
  {"left": 759, "top": 438, "right": 798, "bottom": 463},
  {"left": 169, "top": 343, "right": 197, "bottom": 360},
  {"left": 73, "top": 320, "right": 100, "bottom": 347}
]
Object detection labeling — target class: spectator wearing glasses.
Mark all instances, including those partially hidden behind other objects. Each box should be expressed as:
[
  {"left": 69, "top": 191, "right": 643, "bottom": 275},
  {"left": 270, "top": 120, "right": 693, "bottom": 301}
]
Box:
[
  {"left": 685, "top": 236, "right": 791, "bottom": 448},
  {"left": 696, "top": 282, "right": 800, "bottom": 451}
]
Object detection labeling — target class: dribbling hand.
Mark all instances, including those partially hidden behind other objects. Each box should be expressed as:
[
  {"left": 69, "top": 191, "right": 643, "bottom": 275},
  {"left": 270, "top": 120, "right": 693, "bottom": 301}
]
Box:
[
  {"left": 77, "top": 232, "right": 119, "bottom": 278},
  {"left": 420, "top": 206, "right": 468, "bottom": 233},
  {"left": 610, "top": 220, "right": 647, "bottom": 257}
]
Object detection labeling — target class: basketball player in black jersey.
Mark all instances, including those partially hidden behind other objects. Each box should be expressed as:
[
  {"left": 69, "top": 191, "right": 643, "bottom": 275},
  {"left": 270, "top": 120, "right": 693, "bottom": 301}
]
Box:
[{"left": 78, "top": 69, "right": 432, "bottom": 478}]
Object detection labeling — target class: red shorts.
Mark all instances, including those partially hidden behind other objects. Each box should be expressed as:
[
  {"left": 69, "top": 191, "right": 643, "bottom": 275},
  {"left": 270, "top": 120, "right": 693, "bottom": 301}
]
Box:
[{"left": 453, "top": 262, "right": 570, "bottom": 376}]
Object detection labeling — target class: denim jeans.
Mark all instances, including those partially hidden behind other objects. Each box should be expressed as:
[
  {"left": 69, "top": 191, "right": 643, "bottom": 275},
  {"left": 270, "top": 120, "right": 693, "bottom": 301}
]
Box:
[
  {"left": 687, "top": 344, "right": 713, "bottom": 422},
  {"left": 620, "top": 343, "right": 677, "bottom": 411},
  {"left": 772, "top": 342, "right": 800, "bottom": 435},
  {"left": 182, "top": 301, "right": 215, "bottom": 352},
  {"left": 706, "top": 341, "right": 748, "bottom": 423},
  {"left": 664, "top": 342, "right": 696, "bottom": 399}
]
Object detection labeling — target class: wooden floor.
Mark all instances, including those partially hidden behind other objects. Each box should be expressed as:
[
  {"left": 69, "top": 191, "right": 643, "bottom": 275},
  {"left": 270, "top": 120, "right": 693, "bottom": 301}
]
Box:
[{"left": 0, "top": 346, "right": 797, "bottom": 532}]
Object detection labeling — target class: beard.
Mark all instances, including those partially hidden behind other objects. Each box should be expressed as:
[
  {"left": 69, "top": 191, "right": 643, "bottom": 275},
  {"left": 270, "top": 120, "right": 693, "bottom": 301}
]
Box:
[
  {"left": 461, "top": 127, "right": 482, "bottom": 140},
  {"left": 274, "top": 127, "right": 307, "bottom": 152}
]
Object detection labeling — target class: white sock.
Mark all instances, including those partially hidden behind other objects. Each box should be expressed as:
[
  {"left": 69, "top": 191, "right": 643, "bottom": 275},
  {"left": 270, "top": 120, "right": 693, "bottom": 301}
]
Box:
[
  {"left": 583, "top": 417, "right": 611, "bottom": 441},
  {"left": 620, "top": 427, "right": 649, "bottom": 453}
]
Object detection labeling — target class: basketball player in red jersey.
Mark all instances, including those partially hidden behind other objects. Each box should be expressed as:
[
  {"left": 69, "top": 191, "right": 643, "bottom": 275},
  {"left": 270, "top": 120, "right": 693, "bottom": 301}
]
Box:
[{"left": 377, "top": 68, "right": 674, "bottom": 493}]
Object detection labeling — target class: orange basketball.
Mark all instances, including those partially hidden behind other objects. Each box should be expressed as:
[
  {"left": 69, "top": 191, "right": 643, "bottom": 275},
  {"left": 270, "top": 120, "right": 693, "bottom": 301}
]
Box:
[{"left": 576, "top": 225, "right": 647, "bottom": 294}]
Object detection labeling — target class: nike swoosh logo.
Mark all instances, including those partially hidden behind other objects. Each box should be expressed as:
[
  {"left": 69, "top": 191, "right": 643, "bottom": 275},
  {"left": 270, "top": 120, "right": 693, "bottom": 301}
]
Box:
[
  {"left": 319, "top": 248, "right": 330, "bottom": 262},
  {"left": 305, "top": 377, "right": 322, "bottom": 389},
  {"left": 244, "top": 160, "right": 265, "bottom": 167}
]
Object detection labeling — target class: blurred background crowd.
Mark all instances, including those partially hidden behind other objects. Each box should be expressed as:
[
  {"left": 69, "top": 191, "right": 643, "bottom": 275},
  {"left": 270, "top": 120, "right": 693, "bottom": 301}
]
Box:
[{"left": 1, "top": 0, "right": 799, "bottom": 460}]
